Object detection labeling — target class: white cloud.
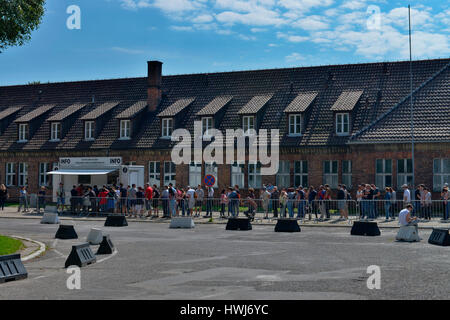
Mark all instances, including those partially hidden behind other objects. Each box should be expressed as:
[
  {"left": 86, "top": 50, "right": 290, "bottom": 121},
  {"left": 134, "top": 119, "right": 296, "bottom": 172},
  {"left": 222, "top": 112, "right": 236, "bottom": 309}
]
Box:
[
  {"left": 278, "top": 0, "right": 334, "bottom": 12},
  {"left": 277, "top": 32, "right": 309, "bottom": 42},
  {"left": 112, "top": 47, "right": 145, "bottom": 54},
  {"left": 170, "top": 25, "right": 194, "bottom": 31},
  {"left": 293, "top": 15, "right": 330, "bottom": 30},
  {"left": 192, "top": 14, "right": 214, "bottom": 23},
  {"left": 215, "top": 8, "right": 285, "bottom": 26},
  {"left": 286, "top": 52, "right": 306, "bottom": 63}
]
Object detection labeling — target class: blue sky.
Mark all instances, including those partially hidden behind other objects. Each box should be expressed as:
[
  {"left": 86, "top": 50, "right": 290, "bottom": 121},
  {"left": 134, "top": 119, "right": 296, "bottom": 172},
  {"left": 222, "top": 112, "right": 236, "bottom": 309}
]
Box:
[{"left": 0, "top": 0, "right": 449, "bottom": 86}]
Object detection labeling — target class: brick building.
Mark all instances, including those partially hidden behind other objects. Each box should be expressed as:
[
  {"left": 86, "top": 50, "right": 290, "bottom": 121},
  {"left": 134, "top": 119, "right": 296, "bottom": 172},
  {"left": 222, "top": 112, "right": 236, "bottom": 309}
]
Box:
[{"left": 0, "top": 58, "right": 449, "bottom": 197}]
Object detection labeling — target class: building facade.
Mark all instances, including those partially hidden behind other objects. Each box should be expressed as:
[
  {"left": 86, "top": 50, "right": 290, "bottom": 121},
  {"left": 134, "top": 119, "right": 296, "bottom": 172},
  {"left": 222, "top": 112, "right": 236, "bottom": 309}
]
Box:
[{"left": 0, "top": 59, "right": 449, "bottom": 197}]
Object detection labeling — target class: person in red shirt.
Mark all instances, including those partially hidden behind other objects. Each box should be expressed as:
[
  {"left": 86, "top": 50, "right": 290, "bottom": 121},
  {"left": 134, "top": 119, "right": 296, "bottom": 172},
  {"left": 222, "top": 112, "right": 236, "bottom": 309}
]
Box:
[
  {"left": 144, "top": 183, "right": 153, "bottom": 217},
  {"left": 99, "top": 187, "right": 108, "bottom": 213}
]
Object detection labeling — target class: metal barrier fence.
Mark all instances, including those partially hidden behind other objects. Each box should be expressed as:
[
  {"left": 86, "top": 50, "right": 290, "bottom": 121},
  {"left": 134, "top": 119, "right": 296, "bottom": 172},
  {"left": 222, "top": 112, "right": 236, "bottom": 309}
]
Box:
[{"left": 2, "top": 195, "right": 449, "bottom": 222}]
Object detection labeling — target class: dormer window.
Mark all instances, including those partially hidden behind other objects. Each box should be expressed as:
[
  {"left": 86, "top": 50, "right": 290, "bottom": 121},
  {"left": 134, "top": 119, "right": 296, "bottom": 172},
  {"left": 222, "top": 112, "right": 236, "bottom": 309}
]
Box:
[
  {"left": 120, "top": 119, "right": 131, "bottom": 139},
  {"left": 288, "top": 114, "right": 302, "bottom": 136},
  {"left": 50, "top": 122, "right": 61, "bottom": 141},
  {"left": 202, "top": 117, "right": 213, "bottom": 136},
  {"left": 161, "top": 118, "right": 173, "bottom": 138},
  {"left": 336, "top": 113, "right": 349, "bottom": 136},
  {"left": 85, "top": 121, "right": 95, "bottom": 140},
  {"left": 18, "top": 123, "right": 29, "bottom": 142},
  {"left": 242, "top": 116, "right": 255, "bottom": 134}
]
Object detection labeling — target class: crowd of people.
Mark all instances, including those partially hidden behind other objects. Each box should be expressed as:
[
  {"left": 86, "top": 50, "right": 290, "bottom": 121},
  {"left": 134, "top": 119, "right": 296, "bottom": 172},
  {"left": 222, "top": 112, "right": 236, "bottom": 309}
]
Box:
[{"left": 1, "top": 181, "right": 449, "bottom": 221}]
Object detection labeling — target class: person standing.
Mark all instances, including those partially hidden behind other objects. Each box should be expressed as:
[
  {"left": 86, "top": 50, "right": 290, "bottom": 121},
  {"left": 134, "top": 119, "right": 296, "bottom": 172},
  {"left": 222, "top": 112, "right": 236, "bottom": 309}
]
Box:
[
  {"left": 372, "top": 184, "right": 381, "bottom": 218},
  {"left": 414, "top": 185, "right": 422, "bottom": 217},
  {"left": 261, "top": 187, "right": 270, "bottom": 219},
  {"left": 271, "top": 186, "right": 280, "bottom": 218},
  {"left": 220, "top": 189, "right": 228, "bottom": 218},
  {"left": 227, "top": 187, "right": 239, "bottom": 217},
  {"left": 287, "top": 188, "right": 296, "bottom": 218},
  {"left": 152, "top": 185, "right": 160, "bottom": 218},
  {"left": 119, "top": 183, "right": 128, "bottom": 214},
  {"left": 186, "top": 186, "right": 195, "bottom": 217},
  {"left": 296, "top": 186, "right": 306, "bottom": 219},
  {"left": 128, "top": 184, "right": 137, "bottom": 215},
  {"left": 144, "top": 183, "right": 153, "bottom": 217},
  {"left": 441, "top": 186, "right": 449, "bottom": 221},
  {"left": 70, "top": 185, "right": 78, "bottom": 215},
  {"left": 402, "top": 184, "right": 411, "bottom": 208},
  {"left": 56, "top": 182, "right": 65, "bottom": 213},
  {"left": 337, "top": 184, "right": 346, "bottom": 220},
  {"left": 244, "top": 188, "right": 257, "bottom": 220},
  {"left": 195, "top": 185, "right": 204, "bottom": 217},
  {"left": 423, "top": 187, "right": 432, "bottom": 221},
  {"left": 17, "top": 186, "right": 29, "bottom": 213},
  {"left": 204, "top": 186, "right": 214, "bottom": 218},
  {"left": 168, "top": 183, "right": 177, "bottom": 217},
  {"left": 384, "top": 187, "right": 392, "bottom": 221},
  {"left": 161, "top": 186, "right": 169, "bottom": 218},
  {"left": 307, "top": 186, "right": 318, "bottom": 220},
  {"left": 37, "top": 186, "right": 46, "bottom": 213},
  {"left": 280, "top": 188, "right": 288, "bottom": 218},
  {"left": 0, "top": 184, "right": 8, "bottom": 211},
  {"left": 135, "top": 187, "right": 145, "bottom": 218},
  {"left": 356, "top": 184, "right": 363, "bottom": 218},
  {"left": 390, "top": 187, "right": 397, "bottom": 219}
]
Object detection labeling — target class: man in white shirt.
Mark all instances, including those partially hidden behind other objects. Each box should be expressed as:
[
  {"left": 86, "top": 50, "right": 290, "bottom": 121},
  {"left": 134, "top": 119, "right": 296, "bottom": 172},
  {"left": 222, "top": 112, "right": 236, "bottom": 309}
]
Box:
[
  {"left": 186, "top": 186, "right": 195, "bottom": 216},
  {"left": 402, "top": 184, "right": 411, "bottom": 205},
  {"left": 399, "top": 204, "right": 418, "bottom": 231}
]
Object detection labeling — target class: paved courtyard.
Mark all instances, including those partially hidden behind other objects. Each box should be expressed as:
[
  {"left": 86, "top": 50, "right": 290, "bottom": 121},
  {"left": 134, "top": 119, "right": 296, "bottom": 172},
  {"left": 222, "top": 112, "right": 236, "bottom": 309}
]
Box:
[{"left": 0, "top": 217, "right": 449, "bottom": 300}]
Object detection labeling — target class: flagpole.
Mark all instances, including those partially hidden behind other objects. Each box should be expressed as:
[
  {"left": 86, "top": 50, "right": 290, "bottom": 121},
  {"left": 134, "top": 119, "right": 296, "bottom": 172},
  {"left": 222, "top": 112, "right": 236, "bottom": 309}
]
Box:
[{"left": 409, "top": 5, "right": 415, "bottom": 189}]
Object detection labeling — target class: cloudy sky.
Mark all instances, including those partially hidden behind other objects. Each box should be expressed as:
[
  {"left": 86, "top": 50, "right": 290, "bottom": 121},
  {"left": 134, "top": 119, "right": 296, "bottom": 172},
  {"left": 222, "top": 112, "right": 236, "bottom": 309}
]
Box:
[{"left": 0, "top": 0, "right": 449, "bottom": 85}]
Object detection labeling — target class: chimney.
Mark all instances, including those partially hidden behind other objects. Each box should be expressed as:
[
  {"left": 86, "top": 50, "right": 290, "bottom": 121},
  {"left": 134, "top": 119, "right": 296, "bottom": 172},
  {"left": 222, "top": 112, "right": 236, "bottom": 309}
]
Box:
[{"left": 147, "top": 61, "right": 163, "bottom": 112}]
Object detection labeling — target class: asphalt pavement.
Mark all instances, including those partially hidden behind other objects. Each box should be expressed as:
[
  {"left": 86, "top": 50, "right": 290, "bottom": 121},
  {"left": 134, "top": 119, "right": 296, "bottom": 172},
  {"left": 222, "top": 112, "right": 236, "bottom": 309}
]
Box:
[{"left": 0, "top": 218, "right": 449, "bottom": 300}]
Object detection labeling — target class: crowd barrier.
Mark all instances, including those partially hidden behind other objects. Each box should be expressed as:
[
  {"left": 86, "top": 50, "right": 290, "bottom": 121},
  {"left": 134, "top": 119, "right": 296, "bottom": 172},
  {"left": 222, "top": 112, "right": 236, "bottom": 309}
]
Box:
[{"left": 3, "top": 195, "right": 450, "bottom": 222}]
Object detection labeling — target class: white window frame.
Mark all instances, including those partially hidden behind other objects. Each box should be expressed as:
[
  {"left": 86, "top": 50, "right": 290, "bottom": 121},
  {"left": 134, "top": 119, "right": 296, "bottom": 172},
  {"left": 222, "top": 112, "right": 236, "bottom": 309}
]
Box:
[
  {"left": 336, "top": 113, "right": 350, "bottom": 136},
  {"left": 248, "top": 161, "right": 262, "bottom": 189},
  {"left": 202, "top": 117, "right": 213, "bottom": 137},
  {"left": 433, "top": 158, "right": 450, "bottom": 192},
  {"left": 323, "top": 160, "right": 338, "bottom": 189},
  {"left": 276, "top": 160, "right": 290, "bottom": 188},
  {"left": 294, "top": 160, "right": 308, "bottom": 188},
  {"left": 242, "top": 116, "right": 255, "bottom": 134},
  {"left": 205, "top": 162, "right": 218, "bottom": 188},
  {"left": 39, "top": 162, "right": 50, "bottom": 187},
  {"left": 288, "top": 114, "right": 302, "bottom": 136},
  {"left": 189, "top": 162, "right": 202, "bottom": 187},
  {"left": 50, "top": 122, "right": 61, "bottom": 141},
  {"left": 164, "top": 161, "right": 176, "bottom": 186},
  {"left": 375, "top": 159, "right": 393, "bottom": 189},
  {"left": 84, "top": 121, "right": 95, "bottom": 140},
  {"left": 18, "top": 162, "right": 28, "bottom": 187},
  {"left": 397, "top": 158, "right": 413, "bottom": 189},
  {"left": 18, "top": 123, "right": 28, "bottom": 142},
  {"left": 231, "top": 161, "right": 245, "bottom": 188},
  {"left": 342, "top": 160, "right": 352, "bottom": 189},
  {"left": 161, "top": 118, "right": 173, "bottom": 138},
  {"left": 119, "top": 120, "right": 131, "bottom": 140},
  {"left": 6, "top": 163, "right": 15, "bottom": 187},
  {"left": 148, "top": 161, "right": 160, "bottom": 187}
]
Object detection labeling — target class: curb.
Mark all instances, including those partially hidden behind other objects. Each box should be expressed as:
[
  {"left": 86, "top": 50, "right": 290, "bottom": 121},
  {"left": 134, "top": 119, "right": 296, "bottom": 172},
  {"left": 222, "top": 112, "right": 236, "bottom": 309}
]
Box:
[
  {"left": 0, "top": 214, "right": 446, "bottom": 230},
  {"left": 11, "top": 235, "right": 46, "bottom": 262}
]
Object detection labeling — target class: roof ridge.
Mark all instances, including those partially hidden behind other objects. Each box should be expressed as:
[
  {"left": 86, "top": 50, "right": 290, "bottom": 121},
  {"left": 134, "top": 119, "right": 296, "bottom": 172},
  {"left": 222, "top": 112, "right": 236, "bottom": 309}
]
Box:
[{"left": 349, "top": 60, "right": 450, "bottom": 141}]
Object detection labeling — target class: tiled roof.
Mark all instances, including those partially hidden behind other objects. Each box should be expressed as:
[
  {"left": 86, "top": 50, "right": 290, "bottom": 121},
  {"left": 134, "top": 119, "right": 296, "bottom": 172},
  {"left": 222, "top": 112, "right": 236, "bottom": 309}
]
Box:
[
  {"left": 196, "top": 96, "right": 233, "bottom": 116},
  {"left": 284, "top": 92, "right": 318, "bottom": 113},
  {"left": 238, "top": 94, "right": 273, "bottom": 115},
  {"left": 14, "top": 104, "right": 54, "bottom": 122},
  {"left": 47, "top": 103, "right": 88, "bottom": 121},
  {"left": 0, "top": 58, "right": 449, "bottom": 151},
  {"left": 330, "top": 90, "right": 363, "bottom": 111},
  {"left": 116, "top": 100, "right": 147, "bottom": 119},
  {"left": 157, "top": 98, "right": 195, "bottom": 117},
  {"left": 0, "top": 106, "right": 23, "bottom": 121},
  {"left": 80, "top": 102, "right": 119, "bottom": 120}
]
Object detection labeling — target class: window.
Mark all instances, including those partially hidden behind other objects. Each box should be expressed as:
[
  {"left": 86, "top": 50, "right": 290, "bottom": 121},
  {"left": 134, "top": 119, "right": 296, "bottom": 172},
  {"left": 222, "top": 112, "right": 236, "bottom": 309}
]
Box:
[
  {"left": 231, "top": 162, "right": 245, "bottom": 188},
  {"left": 397, "top": 159, "right": 413, "bottom": 188},
  {"left": 433, "top": 159, "right": 450, "bottom": 192},
  {"left": 85, "top": 121, "right": 94, "bottom": 140},
  {"left": 205, "top": 162, "right": 218, "bottom": 188},
  {"left": 242, "top": 116, "right": 255, "bottom": 134},
  {"left": 288, "top": 114, "right": 302, "bottom": 135},
  {"left": 6, "top": 163, "right": 15, "bottom": 186},
  {"left": 164, "top": 161, "right": 176, "bottom": 186},
  {"left": 248, "top": 161, "right": 262, "bottom": 188},
  {"left": 39, "top": 163, "right": 50, "bottom": 186},
  {"left": 276, "top": 161, "right": 290, "bottom": 188},
  {"left": 18, "top": 123, "right": 28, "bottom": 142},
  {"left": 323, "top": 160, "right": 338, "bottom": 188},
  {"left": 120, "top": 120, "right": 131, "bottom": 139},
  {"left": 336, "top": 113, "right": 350, "bottom": 135},
  {"left": 161, "top": 118, "right": 173, "bottom": 138},
  {"left": 294, "top": 160, "right": 308, "bottom": 187},
  {"left": 50, "top": 122, "right": 61, "bottom": 141},
  {"left": 18, "top": 162, "right": 28, "bottom": 186},
  {"left": 189, "top": 162, "right": 202, "bottom": 187},
  {"left": 78, "top": 175, "right": 91, "bottom": 185},
  {"left": 148, "top": 161, "right": 160, "bottom": 187},
  {"left": 342, "top": 160, "right": 352, "bottom": 189},
  {"left": 202, "top": 117, "right": 213, "bottom": 136},
  {"left": 375, "top": 159, "right": 392, "bottom": 188}
]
